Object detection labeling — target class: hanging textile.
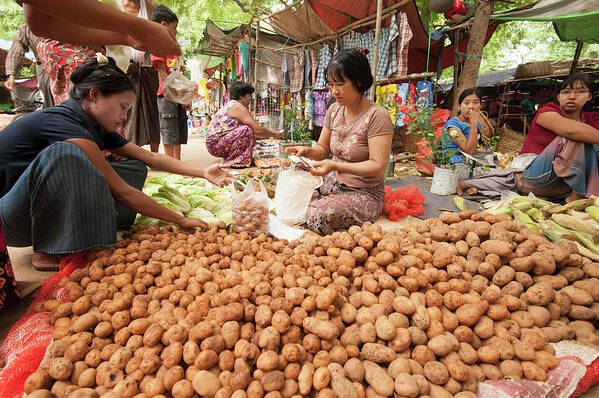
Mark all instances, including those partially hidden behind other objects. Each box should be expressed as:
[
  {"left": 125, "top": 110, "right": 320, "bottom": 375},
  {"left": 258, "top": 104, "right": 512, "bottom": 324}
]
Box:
[
  {"left": 231, "top": 55, "right": 239, "bottom": 80},
  {"left": 239, "top": 42, "right": 250, "bottom": 75},
  {"left": 375, "top": 14, "right": 400, "bottom": 80},
  {"left": 304, "top": 49, "right": 311, "bottom": 87},
  {"left": 305, "top": 90, "right": 313, "bottom": 123},
  {"left": 235, "top": 49, "right": 243, "bottom": 78},
  {"left": 379, "top": 84, "right": 399, "bottom": 124},
  {"left": 312, "top": 90, "right": 329, "bottom": 127},
  {"left": 396, "top": 12, "right": 413, "bottom": 77},
  {"left": 396, "top": 83, "right": 410, "bottom": 128},
  {"left": 340, "top": 21, "right": 400, "bottom": 79},
  {"left": 314, "top": 45, "right": 332, "bottom": 90},
  {"left": 310, "top": 49, "right": 317, "bottom": 87},
  {"left": 417, "top": 81, "right": 434, "bottom": 109},
  {"left": 289, "top": 51, "right": 306, "bottom": 93}
]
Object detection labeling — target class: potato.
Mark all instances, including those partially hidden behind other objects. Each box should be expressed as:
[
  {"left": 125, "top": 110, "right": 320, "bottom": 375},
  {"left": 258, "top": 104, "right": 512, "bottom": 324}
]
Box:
[
  {"left": 363, "top": 361, "right": 394, "bottom": 396},
  {"left": 192, "top": 370, "right": 221, "bottom": 396},
  {"left": 313, "top": 367, "right": 331, "bottom": 391},
  {"left": 427, "top": 335, "right": 454, "bottom": 357},
  {"left": 24, "top": 370, "right": 53, "bottom": 393},
  {"left": 49, "top": 357, "right": 74, "bottom": 380},
  {"left": 521, "top": 361, "right": 548, "bottom": 381},
  {"left": 360, "top": 343, "right": 396, "bottom": 363},
  {"left": 328, "top": 363, "right": 358, "bottom": 398},
  {"left": 394, "top": 373, "right": 419, "bottom": 397},
  {"left": 423, "top": 361, "right": 449, "bottom": 385},
  {"left": 303, "top": 317, "right": 340, "bottom": 340}
]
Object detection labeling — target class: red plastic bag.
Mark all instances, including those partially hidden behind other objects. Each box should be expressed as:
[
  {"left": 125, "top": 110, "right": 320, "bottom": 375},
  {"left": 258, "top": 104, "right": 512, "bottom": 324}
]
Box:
[{"left": 384, "top": 185, "right": 426, "bottom": 221}]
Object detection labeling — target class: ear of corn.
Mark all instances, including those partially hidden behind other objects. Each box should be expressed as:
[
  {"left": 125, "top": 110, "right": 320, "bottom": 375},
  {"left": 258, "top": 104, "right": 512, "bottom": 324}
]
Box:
[
  {"left": 564, "top": 197, "right": 596, "bottom": 211},
  {"left": 527, "top": 208, "right": 543, "bottom": 222},
  {"left": 453, "top": 197, "right": 467, "bottom": 211},
  {"left": 488, "top": 207, "right": 513, "bottom": 216},
  {"left": 512, "top": 206, "right": 539, "bottom": 231},
  {"left": 585, "top": 205, "right": 599, "bottom": 222}
]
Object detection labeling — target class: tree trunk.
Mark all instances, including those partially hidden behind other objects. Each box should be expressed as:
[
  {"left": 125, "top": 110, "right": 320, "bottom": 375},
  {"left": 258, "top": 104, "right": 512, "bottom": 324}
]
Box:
[{"left": 452, "top": 0, "right": 495, "bottom": 114}]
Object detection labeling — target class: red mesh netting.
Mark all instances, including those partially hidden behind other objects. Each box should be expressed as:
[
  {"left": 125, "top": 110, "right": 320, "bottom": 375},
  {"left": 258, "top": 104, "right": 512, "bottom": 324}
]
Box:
[
  {"left": 0, "top": 252, "right": 88, "bottom": 398},
  {"left": 571, "top": 357, "right": 599, "bottom": 397}
]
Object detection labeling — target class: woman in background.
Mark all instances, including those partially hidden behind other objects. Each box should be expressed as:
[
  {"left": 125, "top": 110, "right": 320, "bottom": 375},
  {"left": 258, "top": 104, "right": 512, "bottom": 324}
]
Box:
[{"left": 206, "top": 81, "right": 282, "bottom": 167}]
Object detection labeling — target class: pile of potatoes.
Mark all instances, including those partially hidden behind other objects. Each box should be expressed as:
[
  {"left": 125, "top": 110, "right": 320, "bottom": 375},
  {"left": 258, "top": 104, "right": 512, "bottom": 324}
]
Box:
[{"left": 24, "top": 210, "right": 599, "bottom": 398}]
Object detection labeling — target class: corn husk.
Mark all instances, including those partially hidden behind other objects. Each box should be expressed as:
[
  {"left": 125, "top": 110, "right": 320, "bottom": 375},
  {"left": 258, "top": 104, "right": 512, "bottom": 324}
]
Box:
[{"left": 453, "top": 197, "right": 467, "bottom": 211}]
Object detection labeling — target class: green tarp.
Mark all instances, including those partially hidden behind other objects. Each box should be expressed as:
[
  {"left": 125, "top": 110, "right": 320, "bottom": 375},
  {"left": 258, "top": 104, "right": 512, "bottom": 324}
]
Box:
[{"left": 491, "top": 0, "right": 599, "bottom": 43}]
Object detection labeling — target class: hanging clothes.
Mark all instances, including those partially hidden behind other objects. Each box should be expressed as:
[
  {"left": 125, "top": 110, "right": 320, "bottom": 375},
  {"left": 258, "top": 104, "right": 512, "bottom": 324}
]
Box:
[
  {"left": 231, "top": 56, "right": 239, "bottom": 80},
  {"left": 312, "top": 91, "right": 329, "bottom": 127},
  {"left": 310, "top": 49, "right": 317, "bottom": 88},
  {"left": 304, "top": 49, "right": 311, "bottom": 87},
  {"left": 235, "top": 49, "right": 243, "bottom": 78},
  {"left": 396, "top": 12, "right": 413, "bottom": 77},
  {"left": 305, "top": 90, "right": 313, "bottom": 124},
  {"left": 239, "top": 42, "right": 250, "bottom": 75},
  {"left": 289, "top": 51, "right": 306, "bottom": 93},
  {"left": 417, "top": 81, "right": 434, "bottom": 109},
  {"left": 341, "top": 23, "right": 398, "bottom": 79},
  {"left": 379, "top": 84, "right": 399, "bottom": 124},
  {"left": 314, "top": 45, "right": 332, "bottom": 90},
  {"left": 375, "top": 14, "right": 400, "bottom": 80},
  {"left": 396, "top": 83, "right": 410, "bottom": 128}
]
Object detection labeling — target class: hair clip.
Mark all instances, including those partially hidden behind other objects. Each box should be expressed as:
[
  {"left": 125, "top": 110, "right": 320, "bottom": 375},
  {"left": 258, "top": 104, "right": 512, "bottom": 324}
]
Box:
[
  {"left": 356, "top": 48, "right": 369, "bottom": 57},
  {"left": 96, "top": 53, "right": 109, "bottom": 64}
]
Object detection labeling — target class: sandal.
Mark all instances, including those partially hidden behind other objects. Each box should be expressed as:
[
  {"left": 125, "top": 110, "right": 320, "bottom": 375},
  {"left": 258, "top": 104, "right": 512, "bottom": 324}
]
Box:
[{"left": 32, "top": 252, "right": 61, "bottom": 271}]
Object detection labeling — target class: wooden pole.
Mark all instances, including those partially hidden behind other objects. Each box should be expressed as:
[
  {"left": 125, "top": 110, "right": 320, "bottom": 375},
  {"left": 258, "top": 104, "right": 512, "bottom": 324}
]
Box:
[
  {"left": 369, "top": 0, "right": 384, "bottom": 100},
  {"left": 452, "top": 30, "right": 460, "bottom": 113},
  {"left": 570, "top": 40, "right": 584, "bottom": 75},
  {"left": 452, "top": 0, "right": 495, "bottom": 114},
  {"left": 252, "top": 21, "right": 260, "bottom": 116},
  {"left": 218, "top": 64, "right": 223, "bottom": 111}
]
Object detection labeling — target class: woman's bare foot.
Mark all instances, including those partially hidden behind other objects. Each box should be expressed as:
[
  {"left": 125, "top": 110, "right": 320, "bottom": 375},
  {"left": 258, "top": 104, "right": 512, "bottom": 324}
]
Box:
[
  {"left": 32, "top": 252, "right": 61, "bottom": 271},
  {"left": 565, "top": 192, "right": 586, "bottom": 203},
  {"left": 457, "top": 181, "right": 478, "bottom": 196}
]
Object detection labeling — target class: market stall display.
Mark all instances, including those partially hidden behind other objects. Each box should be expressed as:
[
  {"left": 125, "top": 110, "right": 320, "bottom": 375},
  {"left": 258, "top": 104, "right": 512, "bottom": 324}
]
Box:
[
  {"left": 134, "top": 175, "right": 232, "bottom": 227},
  {"left": 488, "top": 196, "right": 599, "bottom": 262},
  {"left": 16, "top": 208, "right": 599, "bottom": 397}
]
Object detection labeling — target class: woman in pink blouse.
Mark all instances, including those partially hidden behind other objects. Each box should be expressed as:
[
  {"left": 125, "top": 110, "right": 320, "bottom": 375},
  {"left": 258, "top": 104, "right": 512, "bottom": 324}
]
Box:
[{"left": 288, "top": 49, "right": 394, "bottom": 234}]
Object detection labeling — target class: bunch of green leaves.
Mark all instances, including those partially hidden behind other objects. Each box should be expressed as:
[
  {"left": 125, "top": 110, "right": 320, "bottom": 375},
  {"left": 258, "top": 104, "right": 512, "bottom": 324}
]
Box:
[
  {"left": 283, "top": 100, "right": 311, "bottom": 143},
  {"left": 402, "top": 94, "right": 455, "bottom": 167}
]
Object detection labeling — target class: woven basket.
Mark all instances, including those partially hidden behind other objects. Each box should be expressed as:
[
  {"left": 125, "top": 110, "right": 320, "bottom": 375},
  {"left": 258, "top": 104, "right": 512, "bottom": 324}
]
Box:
[
  {"left": 496, "top": 125, "right": 525, "bottom": 154},
  {"left": 515, "top": 61, "right": 553, "bottom": 79},
  {"left": 401, "top": 130, "right": 422, "bottom": 154},
  {"left": 479, "top": 111, "right": 495, "bottom": 142}
]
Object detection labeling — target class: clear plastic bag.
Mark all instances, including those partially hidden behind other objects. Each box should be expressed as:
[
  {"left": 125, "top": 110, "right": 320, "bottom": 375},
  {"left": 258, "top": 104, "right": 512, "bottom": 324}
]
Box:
[
  {"left": 275, "top": 168, "right": 322, "bottom": 225},
  {"left": 232, "top": 178, "right": 270, "bottom": 236},
  {"left": 163, "top": 71, "right": 197, "bottom": 105}
]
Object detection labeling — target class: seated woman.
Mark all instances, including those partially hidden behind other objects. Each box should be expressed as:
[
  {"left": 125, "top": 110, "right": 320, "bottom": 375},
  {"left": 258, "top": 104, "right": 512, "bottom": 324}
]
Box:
[
  {"left": 440, "top": 88, "right": 484, "bottom": 180},
  {"left": 206, "top": 82, "right": 281, "bottom": 168},
  {"left": 287, "top": 49, "right": 394, "bottom": 234},
  {"left": 514, "top": 73, "right": 599, "bottom": 201},
  {"left": 0, "top": 56, "right": 232, "bottom": 271}
]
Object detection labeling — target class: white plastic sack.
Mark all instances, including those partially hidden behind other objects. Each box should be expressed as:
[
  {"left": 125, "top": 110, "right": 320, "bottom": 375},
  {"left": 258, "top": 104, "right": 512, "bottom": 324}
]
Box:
[
  {"left": 232, "top": 178, "right": 270, "bottom": 236},
  {"left": 275, "top": 168, "right": 323, "bottom": 225},
  {"left": 163, "top": 71, "right": 197, "bottom": 105}
]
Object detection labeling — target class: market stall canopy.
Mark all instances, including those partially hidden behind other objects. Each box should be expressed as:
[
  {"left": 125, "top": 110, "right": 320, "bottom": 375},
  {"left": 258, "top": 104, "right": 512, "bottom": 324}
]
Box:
[
  {"left": 439, "top": 67, "right": 517, "bottom": 93},
  {"left": 196, "top": 21, "right": 250, "bottom": 57},
  {"left": 491, "top": 0, "right": 599, "bottom": 43},
  {"left": 266, "top": 0, "right": 499, "bottom": 75}
]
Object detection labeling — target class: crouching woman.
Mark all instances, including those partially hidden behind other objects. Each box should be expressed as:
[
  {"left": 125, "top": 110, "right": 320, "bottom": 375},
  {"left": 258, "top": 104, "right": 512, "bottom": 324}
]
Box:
[{"left": 0, "top": 56, "right": 232, "bottom": 270}]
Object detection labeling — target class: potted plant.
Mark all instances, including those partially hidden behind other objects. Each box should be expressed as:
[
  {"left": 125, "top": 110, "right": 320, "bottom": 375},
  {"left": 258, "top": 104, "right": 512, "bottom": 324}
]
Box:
[
  {"left": 398, "top": 94, "right": 459, "bottom": 195},
  {"left": 281, "top": 100, "right": 312, "bottom": 148}
]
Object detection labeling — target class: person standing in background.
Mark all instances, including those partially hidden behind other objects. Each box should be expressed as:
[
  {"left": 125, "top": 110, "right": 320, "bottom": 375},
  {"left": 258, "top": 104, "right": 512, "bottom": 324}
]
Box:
[
  {"left": 121, "top": 0, "right": 161, "bottom": 153},
  {"left": 151, "top": 5, "right": 188, "bottom": 160},
  {"left": 5, "top": 23, "right": 54, "bottom": 108}
]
